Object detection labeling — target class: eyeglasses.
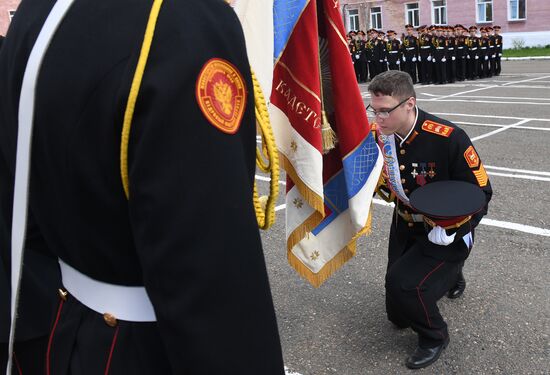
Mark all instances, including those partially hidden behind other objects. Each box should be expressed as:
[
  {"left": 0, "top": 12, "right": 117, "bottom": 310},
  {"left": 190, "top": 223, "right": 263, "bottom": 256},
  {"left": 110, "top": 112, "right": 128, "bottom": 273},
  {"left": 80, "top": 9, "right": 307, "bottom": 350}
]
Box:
[{"left": 366, "top": 97, "right": 410, "bottom": 119}]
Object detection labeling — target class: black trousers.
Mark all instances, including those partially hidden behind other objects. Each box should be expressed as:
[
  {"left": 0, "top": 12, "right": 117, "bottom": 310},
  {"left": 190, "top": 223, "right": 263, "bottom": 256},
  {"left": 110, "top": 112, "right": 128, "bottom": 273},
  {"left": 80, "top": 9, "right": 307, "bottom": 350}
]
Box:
[
  {"left": 1, "top": 335, "right": 49, "bottom": 375},
  {"left": 467, "top": 57, "right": 478, "bottom": 79},
  {"left": 495, "top": 56, "right": 501, "bottom": 75},
  {"left": 46, "top": 294, "right": 171, "bottom": 375},
  {"left": 385, "top": 216, "right": 467, "bottom": 348},
  {"left": 434, "top": 60, "right": 447, "bottom": 84},
  {"left": 403, "top": 58, "right": 417, "bottom": 83},
  {"left": 368, "top": 61, "right": 378, "bottom": 79},
  {"left": 419, "top": 56, "right": 432, "bottom": 83}
]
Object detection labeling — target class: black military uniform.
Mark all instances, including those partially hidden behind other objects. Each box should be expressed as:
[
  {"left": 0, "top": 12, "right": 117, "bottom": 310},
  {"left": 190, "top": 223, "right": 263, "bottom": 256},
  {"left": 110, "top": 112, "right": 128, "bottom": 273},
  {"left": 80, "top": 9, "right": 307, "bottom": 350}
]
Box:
[
  {"left": 366, "top": 30, "right": 377, "bottom": 80},
  {"left": 402, "top": 25, "right": 419, "bottom": 83},
  {"left": 466, "top": 26, "right": 479, "bottom": 80},
  {"left": 375, "top": 107, "right": 492, "bottom": 365},
  {"left": 432, "top": 28, "right": 447, "bottom": 84},
  {"left": 357, "top": 31, "right": 369, "bottom": 82},
  {"left": 478, "top": 27, "right": 491, "bottom": 78},
  {"left": 455, "top": 25, "right": 467, "bottom": 81},
  {"left": 494, "top": 26, "right": 503, "bottom": 76},
  {"left": 445, "top": 27, "right": 456, "bottom": 83},
  {"left": 418, "top": 27, "right": 433, "bottom": 84},
  {"left": 377, "top": 32, "right": 388, "bottom": 74},
  {"left": 385, "top": 30, "right": 401, "bottom": 71},
  {"left": 487, "top": 27, "right": 497, "bottom": 77},
  {"left": 0, "top": 0, "right": 284, "bottom": 374}
]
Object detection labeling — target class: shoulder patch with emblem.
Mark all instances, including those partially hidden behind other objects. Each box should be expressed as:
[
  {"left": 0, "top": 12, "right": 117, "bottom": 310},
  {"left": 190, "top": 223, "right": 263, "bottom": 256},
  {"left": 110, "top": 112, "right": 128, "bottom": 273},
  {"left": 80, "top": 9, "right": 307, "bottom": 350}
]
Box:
[
  {"left": 464, "top": 145, "right": 480, "bottom": 168},
  {"left": 196, "top": 58, "right": 247, "bottom": 134},
  {"left": 421, "top": 120, "right": 454, "bottom": 138}
]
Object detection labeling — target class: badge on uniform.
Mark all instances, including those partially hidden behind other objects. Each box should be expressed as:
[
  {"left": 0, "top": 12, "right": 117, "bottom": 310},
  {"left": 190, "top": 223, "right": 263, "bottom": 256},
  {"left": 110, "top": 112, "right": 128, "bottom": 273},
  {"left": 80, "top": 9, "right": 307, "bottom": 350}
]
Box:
[
  {"left": 196, "top": 58, "right": 247, "bottom": 134},
  {"left": 463, "top": 146, "right": 480, "bottom": 168}
]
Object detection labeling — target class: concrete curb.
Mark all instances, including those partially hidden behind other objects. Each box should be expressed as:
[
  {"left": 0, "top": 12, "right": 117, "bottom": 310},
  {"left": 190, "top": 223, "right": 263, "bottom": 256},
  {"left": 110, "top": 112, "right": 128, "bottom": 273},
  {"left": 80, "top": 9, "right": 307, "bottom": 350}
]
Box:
[{"left": 503, "top": 56, "right": 550, "bottom": 60}]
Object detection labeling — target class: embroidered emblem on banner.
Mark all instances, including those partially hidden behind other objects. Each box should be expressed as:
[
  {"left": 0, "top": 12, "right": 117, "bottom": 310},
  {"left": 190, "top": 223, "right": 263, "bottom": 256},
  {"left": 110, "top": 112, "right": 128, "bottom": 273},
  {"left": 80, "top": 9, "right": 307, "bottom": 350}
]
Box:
[
  {"left": 473, "top": 163, "right": 488, "bottom": 187},
  {"left": 464, "top": 146, "right": 480, "bottom": 168},
  {"left": 421, "top": 120, "right": 454, "bottom": 137},
  {"left": 196, "top": 58, "right": 246, "bottom": 134}
]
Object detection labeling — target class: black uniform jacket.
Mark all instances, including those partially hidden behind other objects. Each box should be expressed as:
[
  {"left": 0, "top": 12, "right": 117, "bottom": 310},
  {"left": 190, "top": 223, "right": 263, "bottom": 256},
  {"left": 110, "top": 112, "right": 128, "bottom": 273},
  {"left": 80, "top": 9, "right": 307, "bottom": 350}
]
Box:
[
  {"left": 376, "top": 109, "right": 493, "bottom": 261},
  {"left": 0, "top": 0, "right": 283, "bottom": 373}
]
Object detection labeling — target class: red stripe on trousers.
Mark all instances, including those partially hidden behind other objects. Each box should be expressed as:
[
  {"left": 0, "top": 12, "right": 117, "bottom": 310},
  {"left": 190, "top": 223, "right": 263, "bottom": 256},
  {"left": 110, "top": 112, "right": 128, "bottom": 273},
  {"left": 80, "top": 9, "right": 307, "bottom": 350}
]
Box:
[
  {"left": 46, "top": 299, "right": 64, "bottom": 375},
  {"left": 104, "top": 326, "right": 120, "bottom": 375},
  {"left": 416, "top": 261, "right": 445, "bottom": 328}
]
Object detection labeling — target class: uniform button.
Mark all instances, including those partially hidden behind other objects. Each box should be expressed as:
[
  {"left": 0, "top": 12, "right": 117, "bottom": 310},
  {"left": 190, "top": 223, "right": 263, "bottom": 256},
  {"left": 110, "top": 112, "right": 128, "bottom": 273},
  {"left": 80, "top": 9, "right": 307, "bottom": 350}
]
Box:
[
  {"left": 400, "top": 149, "right": 406, "bottom": 155},
  {"left": 399, "top": 165, "right": 405, "bottom": 171},
  {"left": 58, "top": 288, "right": 68, "bottom": 301},
  {"left": 401, "top": 178, "right": 406, "bottom": 184},
  {"left": 103, "top": 313, "right": 118, "bottom": 327},
  {"left": 408, "top": 222, "right": 414, "bottom": 228},
  {"left": 404, "top": 189, "right": 410, "bottom": 193}
]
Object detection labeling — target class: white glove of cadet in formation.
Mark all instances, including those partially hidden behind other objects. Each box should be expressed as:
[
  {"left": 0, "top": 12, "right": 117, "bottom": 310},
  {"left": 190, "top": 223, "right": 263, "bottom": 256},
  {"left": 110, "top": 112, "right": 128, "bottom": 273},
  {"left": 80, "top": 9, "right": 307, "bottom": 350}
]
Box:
[{"left": 428, "top": 226, "right": 456, "bottom": 246}]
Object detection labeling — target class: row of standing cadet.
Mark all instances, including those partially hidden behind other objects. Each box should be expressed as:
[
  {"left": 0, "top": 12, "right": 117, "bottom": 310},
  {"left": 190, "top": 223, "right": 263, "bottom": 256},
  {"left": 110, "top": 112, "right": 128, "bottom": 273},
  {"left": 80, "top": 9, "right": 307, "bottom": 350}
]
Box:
[{"left": 348, "top": 25, "right": 503, "bottom": 85}]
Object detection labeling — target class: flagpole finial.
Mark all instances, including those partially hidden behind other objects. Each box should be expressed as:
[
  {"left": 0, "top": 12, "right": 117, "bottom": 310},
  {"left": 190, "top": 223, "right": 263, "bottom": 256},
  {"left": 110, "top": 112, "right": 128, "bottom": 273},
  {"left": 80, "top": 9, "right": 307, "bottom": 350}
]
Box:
[{"left": 321, "top": 110, "right": 337, "bottom": 154}]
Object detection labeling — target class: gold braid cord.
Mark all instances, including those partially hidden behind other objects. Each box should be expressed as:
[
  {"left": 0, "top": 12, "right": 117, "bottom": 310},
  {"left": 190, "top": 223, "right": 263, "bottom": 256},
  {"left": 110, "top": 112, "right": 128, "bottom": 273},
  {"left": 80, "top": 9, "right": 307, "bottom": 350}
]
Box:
[{"left": 251, "top": 69, "right": 279, "bottom": 230}]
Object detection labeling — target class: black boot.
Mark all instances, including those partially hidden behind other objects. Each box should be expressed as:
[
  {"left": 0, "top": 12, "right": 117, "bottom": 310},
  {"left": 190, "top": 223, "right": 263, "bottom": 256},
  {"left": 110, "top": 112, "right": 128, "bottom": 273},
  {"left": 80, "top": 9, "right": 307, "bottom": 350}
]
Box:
[
  {"left": 406, "top": 337, "right": 449, "bottom": 369},
  {"left": 447, "top": 270, "right": 466, "bottom": 299}
]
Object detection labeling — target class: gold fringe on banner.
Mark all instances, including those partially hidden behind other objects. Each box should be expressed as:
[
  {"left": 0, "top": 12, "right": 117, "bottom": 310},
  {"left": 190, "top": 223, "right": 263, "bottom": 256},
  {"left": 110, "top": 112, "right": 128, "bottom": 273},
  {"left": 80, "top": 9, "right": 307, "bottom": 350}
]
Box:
[
  {"left": 286, "top": 211, "right": 324, "bottom": 252},
  {"left": 288, "top": 242, "right": 356, "bottom": 288}
]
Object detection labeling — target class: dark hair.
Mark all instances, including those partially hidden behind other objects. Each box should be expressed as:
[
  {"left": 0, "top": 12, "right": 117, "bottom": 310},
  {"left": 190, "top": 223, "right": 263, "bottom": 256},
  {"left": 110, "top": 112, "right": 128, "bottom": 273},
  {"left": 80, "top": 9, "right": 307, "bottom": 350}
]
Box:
[{"left": 367, "top": 71, "right": 416, "bottom": 100}]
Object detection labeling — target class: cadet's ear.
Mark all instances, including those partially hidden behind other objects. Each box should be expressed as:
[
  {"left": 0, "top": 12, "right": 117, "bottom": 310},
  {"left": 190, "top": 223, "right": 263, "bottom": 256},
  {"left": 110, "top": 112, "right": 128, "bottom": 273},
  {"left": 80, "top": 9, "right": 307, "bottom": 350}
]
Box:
[{"left": 406, "top": 97, "right": 416, "bottom": 110}]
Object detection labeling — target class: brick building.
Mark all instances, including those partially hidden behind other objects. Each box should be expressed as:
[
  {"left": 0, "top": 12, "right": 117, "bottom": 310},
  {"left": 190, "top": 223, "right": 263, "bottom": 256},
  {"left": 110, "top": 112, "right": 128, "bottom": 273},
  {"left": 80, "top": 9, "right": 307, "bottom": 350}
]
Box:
[{"left": 341, "top": 0, "right": 550, "bottom": 49}]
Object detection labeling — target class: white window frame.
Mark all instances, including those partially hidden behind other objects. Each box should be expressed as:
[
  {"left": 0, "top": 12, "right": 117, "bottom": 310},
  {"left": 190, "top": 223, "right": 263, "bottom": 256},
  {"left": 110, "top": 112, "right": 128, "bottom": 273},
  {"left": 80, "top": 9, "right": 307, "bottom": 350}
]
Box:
[
  {"left": 348, "top": 9, "right": 360, "bottom": 32},
  {"left": 508, "top": 0, "right": 526, "bottom": 21},
  {"left": 370, "top": 6, "right": 382, "bottom": 30},
  {"left": 476, "top": 0, "right": 493, "bottom": 23},
  {"left": 431, "top": 0, "right": 447, "bottom": 25},
  {"left": 9, "top": 10, "right": 16, "bottom": 21},
  {"left": 405, "top": 2, "right": 420, "bottom": 28}
]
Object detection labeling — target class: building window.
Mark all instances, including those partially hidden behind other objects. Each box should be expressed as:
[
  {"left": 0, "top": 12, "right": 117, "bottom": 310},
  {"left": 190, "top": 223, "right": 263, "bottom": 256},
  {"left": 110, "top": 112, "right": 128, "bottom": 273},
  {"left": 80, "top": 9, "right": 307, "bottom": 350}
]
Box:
[
  {"left": 348, "top": 9, "right": 359, "bottom": 32},
  {"left": 509, "top": 0, "right": 526, "bottom": 20},
  {"left": 370, "top": 7, "right": 382, "bottom": 30},
  {"left": 477, "top": 0, "right": 493, "bottom": 23},
  {"left": 406, "top": 3, "right": 420, "bottom": 27},
  {"left": 432, "top": 0, "right": 447, "bottom": 25}
]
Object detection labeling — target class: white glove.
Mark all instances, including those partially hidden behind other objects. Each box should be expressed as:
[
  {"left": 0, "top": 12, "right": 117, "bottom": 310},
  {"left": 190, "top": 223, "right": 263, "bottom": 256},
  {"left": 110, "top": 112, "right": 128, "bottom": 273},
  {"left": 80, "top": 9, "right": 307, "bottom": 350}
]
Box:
[
  {"left": 417, "top": 56, "right": 421, "bottom": 62},
  {"left": 492, "top": 54, "right": 496, "bottom": 58},
  {"left": 499, "top": 53, "right": 502, "bottom": 57},
  {"left": 485, "top": 56, "right": 489, "bottom": 60},
  {"left": 402, "top": 56, "right": 406, "bottom": 62},
  {"left": 396, "top": 60, "right": 400, "bottom": 65},
  {"left": 467, "top": 55, "right": 470, "bottom": 59},
  {"left": 451, "top": 56, "right": 456, "bottom": 61},
  {"left": 442, "top": 58, "right": 447, "bottom": 62},
  {"left": 475, "top": 55, "right": 479, "bottom": 60},
  {"left": 427, "top": 56, "right": 432, "bottom": 62},
  {"left": 412, "top": 57, "right": 417, "bottom": 62},
  {"left": 428, "top": 226, "right": 456, "bottom": 246},
  {"left": 379, "top": 59, "right": 384, "bottom": 63}
]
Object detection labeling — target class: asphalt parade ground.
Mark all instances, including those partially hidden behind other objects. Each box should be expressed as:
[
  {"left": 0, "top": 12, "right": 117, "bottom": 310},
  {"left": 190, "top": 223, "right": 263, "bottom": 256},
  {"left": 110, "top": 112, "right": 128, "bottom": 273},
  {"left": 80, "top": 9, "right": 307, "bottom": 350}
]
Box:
[{"left": 256, "top": 60, "right": 550, "bottom": 375}]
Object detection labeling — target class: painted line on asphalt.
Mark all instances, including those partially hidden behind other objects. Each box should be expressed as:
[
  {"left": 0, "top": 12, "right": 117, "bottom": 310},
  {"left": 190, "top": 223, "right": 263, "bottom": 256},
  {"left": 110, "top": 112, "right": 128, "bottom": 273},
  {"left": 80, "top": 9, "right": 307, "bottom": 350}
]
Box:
[
  {"left": 485, "top": 165, "right": 550, "bottom": 177},
  {"left": 431, "top": 112, "right": 550, "bottom": 122},
  {"left": 419, "top": 98, "right": 550, "bottom": 106},
  {"left": 265, "top": 198, "right": 550, "bottom": 237},
  {"left": 486, "top": 171, "right": 550, "bottom": 182},
  {"left": 454, "top": 121, "right": 550, "bottom": 131},
  {"left": 285, "top": 367, "right": 304, "bottom": 375},
  {"left": 471, "top": 119, "right": 531, "bottom": 141},
  {"left": 427, "top": 75, "right": 550, "bottom": 102},
  {"left": 422, "top": 93, "right": 550, "bottom": 101}
]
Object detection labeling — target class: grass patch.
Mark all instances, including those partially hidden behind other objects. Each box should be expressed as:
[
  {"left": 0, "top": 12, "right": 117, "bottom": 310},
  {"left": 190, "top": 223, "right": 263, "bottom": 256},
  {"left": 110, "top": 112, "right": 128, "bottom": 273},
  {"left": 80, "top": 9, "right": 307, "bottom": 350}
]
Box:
[{"left": 503, "top": 46, "right": 550, "bottom": 57}]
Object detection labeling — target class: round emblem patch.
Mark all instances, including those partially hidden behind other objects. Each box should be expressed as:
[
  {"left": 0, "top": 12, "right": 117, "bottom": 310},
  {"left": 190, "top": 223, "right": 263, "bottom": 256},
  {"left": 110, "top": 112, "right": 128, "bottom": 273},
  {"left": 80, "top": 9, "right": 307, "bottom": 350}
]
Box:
[{"left": 196, "top": 58, "right": 247, "bottom": 134}]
